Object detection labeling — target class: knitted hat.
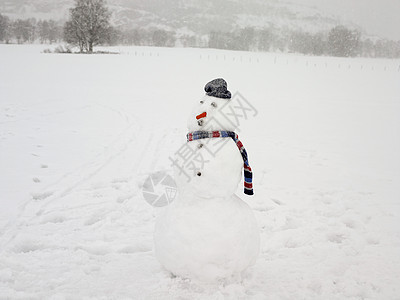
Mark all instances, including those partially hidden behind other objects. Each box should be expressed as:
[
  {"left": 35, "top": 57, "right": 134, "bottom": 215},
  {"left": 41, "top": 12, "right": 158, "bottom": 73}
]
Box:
[{"left": 204, "top": 78, "right": 231, "bottom": 99}]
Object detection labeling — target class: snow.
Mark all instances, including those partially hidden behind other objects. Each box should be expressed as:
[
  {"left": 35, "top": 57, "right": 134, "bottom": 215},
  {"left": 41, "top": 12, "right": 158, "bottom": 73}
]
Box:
[{"left": 1, "top": 44, "right": 400, "bottom": 298}]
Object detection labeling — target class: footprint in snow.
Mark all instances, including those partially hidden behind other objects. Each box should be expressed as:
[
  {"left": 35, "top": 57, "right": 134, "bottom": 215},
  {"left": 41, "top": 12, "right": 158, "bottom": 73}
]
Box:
[
  {"left": 75, "top": 244, "right": 112, "bottom": 256},
  {"left": 84, "top": 214, "right": 104, "bottom": 226},
  {"left": 253, "top": 205, "right": 274, "bottom": 212},
  {"left": 284, "top": 238, "right": 301, "bottom": 248},
  {"left": 12, "top": 239, "right": 46, "bottom": 253},
  {"left": 342, "top": 218, "right": 357, "bottom": 229},
  {"left": 40, "top": 213, "right": 66, "bottom": 224},
  {"left": 31, "top": 191, "right": 53, "bottom": 201},
  {"left": 117, "top": 244, "right": 152, "bottom": 254},
  {"left": 366, "top": 236, "right": 380, "bottom": 245},
  {"left": 327, "top": 232, "right": 347, "bottom": 244},
  {"left": 112, "top": 177, "right": 129, "bottom": 183},
  {"left": 116, "top": 193, "right": 134, "bottom": 203},
  {"left": 271, "top": 198, "right": 284, "bottom": 205}
]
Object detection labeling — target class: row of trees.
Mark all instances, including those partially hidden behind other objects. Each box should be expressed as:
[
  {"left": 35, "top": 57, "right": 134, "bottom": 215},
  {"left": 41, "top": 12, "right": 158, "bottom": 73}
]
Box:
[
  {"left": 0, "top": 14, "right": 63, "bottom": 44},
  {"left": 1, "top": 0, "right": 400, "bottom": 58},
  {"left": 0, "top": 13, "right": 179, "bottom": 49},
  {"left": 110, "top": 28, "right": 177, "bottom": 48},
  {"left": 208, "top": 26, "right": 400, "bottom": 58},
  {"left": 110, "top": 26, "right": 400, "bottom": 58}
]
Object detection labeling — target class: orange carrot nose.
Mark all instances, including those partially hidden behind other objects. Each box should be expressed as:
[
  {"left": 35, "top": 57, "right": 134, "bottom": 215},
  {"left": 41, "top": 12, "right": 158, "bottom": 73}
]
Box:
[{"left": 196, "top": 112, "right": 207, "bottom": 120}]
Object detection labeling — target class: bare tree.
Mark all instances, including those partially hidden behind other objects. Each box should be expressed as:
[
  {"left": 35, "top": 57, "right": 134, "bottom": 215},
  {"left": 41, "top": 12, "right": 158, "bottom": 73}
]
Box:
[
  {"left": 38, "top": 20, "right": 50, "bottom": 43},
  {"left": 328, "top": 26, "right": 360, "bottom": 57},
  {"left": 258, "top": 28, "right": 274, "bottom": 52},
  {"left": 64, "top": 0, "right": 111, "bottom": 53},
  {"left": 152, "top": 29, "right": 176, "bottom": 47},
  {"left": 0, "top": 13, "right": 11, "bottom": 43},
  {"left": 13, "top": 19, "right": 33, "bottom": 44}
]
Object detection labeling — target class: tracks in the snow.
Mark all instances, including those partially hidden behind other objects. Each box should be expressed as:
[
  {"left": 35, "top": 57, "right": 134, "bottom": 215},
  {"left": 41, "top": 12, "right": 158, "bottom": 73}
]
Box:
[{"left": 0, "top": 103, "right": 168, "bottom": 248}]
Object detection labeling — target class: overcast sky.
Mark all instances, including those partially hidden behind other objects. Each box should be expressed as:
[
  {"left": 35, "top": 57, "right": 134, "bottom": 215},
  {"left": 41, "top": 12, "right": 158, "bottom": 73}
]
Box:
[{"left": 288, "top": 0, "right": 400, "bottom": 40}]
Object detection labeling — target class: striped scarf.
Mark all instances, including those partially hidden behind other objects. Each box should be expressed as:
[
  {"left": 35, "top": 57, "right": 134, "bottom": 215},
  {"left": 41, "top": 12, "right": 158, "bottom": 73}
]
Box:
[{"left": 187, "top": 131, "right": 254, "bottom": 196}]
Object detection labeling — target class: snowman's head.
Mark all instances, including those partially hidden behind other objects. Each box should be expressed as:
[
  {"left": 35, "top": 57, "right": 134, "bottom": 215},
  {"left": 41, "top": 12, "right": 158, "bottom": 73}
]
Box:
[
  {"left": 187, "top": 78, "right": 235, "bottom": 132},
  {"left": 175, "top": 79, "right": 243, "bottom": 200}
]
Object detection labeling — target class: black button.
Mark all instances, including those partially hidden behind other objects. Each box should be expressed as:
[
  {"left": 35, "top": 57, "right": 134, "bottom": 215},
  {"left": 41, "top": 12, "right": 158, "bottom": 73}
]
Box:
[{"left": 197, "top": 172, "right": 202, "bottom": 176}]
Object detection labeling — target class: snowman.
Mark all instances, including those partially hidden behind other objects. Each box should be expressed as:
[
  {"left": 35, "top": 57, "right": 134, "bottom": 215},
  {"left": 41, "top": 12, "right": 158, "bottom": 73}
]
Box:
[{"left": 154, "top": 78, "right": 260, "bottom": 282}]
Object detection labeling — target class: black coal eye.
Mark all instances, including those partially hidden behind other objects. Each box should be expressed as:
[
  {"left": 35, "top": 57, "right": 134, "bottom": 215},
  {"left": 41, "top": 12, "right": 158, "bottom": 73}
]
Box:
[
  {"left": 211, "top": 102, "right": 217, "bottom": 107},
  {"left": 197, "top": 171, "right": 202, "bottom": 176},
  {"left": 200, "top": 100, "right": 204, "bottom": 104}
]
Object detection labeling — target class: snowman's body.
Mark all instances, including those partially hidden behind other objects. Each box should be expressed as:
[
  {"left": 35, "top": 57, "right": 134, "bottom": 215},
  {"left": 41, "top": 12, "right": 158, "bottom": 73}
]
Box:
[{"left": 154, "top": 86, "right": 260, "bottom": 282}]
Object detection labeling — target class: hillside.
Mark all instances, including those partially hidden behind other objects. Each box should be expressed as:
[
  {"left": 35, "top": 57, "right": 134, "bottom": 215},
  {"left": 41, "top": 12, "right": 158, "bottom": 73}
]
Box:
[{"left": 0, "top": 0, "right": 361, "bottom": 37}]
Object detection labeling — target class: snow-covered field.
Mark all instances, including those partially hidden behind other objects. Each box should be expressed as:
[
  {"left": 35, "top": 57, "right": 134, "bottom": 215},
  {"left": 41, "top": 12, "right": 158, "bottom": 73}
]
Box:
[{"left": 0, "top": 44, "right": 399, "bottom": 299}]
